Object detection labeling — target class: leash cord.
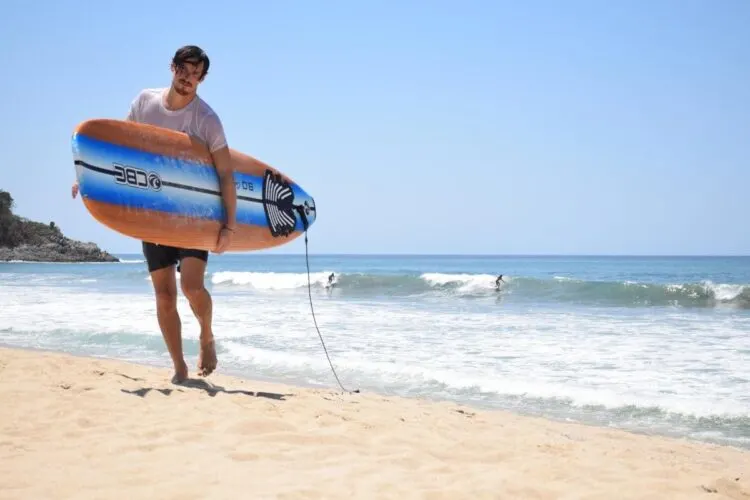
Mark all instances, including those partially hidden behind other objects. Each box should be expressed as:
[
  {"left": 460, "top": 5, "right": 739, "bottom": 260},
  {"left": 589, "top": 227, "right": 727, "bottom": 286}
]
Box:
[{"left": 301, "top": 229, "right": 358, "bottom": 394}]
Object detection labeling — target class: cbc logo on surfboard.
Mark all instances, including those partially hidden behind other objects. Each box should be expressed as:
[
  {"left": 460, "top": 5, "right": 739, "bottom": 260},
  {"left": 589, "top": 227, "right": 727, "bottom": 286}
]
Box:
[{"left": 112, "top": 163, "right": 162, "bottom": 192}]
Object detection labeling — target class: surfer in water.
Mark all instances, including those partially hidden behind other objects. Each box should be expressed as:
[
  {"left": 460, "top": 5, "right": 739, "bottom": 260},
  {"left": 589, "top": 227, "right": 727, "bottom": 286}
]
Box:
[
  {"left": 71, "top": 45, "right": 235, "bottom": 383},
  {"left": 495, "top": 274, "right": 504, "bottom": 290}
]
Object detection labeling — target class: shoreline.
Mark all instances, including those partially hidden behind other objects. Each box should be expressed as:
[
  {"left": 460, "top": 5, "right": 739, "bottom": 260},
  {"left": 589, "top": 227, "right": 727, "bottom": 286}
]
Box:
[
  {"left": 4, "top": 342, "right": 749, "bottom": 454},
  {"left": 1, "top": 344, "right": 748, "bottom": 499},
  {"left": 0, "top": 340, "right": 335, "bottom": 393},
  {"left": 0, "top": 259, "right": 125, "bottom": 264}
]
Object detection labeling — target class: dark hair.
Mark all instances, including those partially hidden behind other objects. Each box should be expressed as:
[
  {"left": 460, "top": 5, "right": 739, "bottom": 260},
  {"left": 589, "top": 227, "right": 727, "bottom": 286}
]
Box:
[{"left": 172, "top": 45, "right": 210, "bottom": 78}]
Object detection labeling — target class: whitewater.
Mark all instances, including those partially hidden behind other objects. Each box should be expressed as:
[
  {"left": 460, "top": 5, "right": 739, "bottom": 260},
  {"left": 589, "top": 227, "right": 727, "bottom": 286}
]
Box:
[{"left": 1, "top": 254, "right": 749, "bottom": 450}]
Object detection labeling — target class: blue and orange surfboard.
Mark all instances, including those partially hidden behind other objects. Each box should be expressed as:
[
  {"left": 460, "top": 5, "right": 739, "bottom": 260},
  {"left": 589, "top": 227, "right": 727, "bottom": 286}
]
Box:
[{"left": 71, "top": 119, "right": 316, "bottom": 252}]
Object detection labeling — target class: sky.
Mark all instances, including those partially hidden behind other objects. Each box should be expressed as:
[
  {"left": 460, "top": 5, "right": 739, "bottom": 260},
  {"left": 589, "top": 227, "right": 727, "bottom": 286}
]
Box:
[{"left": 1, "top": 0, "right": 749, "bottom": 256}]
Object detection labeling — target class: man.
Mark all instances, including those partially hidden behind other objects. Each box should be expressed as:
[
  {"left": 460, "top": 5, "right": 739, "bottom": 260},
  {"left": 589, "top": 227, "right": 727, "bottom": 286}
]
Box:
[{"left": 72, "top": 45, "right": 236, "bottom": 383}]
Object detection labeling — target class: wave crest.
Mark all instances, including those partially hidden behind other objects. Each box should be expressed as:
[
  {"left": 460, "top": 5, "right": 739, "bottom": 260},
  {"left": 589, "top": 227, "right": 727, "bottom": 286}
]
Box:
[{"left": 207, "top": 271, "right": 750, "bottom": 308}]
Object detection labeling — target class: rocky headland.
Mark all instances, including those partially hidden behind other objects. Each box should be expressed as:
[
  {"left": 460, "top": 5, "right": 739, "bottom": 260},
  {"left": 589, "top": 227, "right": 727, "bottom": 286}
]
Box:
[{"left": 0, "top": 189, "right": 119, "bottom": 263}]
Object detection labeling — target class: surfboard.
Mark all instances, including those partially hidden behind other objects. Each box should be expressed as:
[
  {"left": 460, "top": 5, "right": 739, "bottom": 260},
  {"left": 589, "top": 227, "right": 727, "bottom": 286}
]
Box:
[{"left": 70, "top": 119, "right": 317, "bottom": 252}]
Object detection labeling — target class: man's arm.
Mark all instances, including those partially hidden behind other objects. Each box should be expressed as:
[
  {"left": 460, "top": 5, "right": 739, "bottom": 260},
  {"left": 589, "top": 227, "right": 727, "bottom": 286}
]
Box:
[
  {"left": 211, "top": 145, "right": 237, "bottom": 230},
  {"left": 204, "top": 113, "right": 235, "bottom": 230}
]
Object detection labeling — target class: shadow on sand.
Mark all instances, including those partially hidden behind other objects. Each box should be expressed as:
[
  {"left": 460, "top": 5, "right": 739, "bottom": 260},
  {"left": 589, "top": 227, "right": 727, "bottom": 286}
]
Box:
[{"left": 121, "top": 378, "right": 289, "bottom": 400}]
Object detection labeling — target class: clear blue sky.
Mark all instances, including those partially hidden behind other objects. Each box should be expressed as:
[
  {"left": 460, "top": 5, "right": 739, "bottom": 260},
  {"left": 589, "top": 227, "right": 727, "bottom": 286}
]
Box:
[{"left": 2, "top": 0, "right": 748, "bottom": 256}]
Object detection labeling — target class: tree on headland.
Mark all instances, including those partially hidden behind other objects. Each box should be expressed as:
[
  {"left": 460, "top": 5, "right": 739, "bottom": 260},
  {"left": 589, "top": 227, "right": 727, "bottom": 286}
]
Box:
[
  {"left": 0, "top": 189, "right": 18, "bottom": 246},
  {"left": 0, "top": 189, "right": 59, "bottom": 248},
  {"left": 0, "top": 189, "right": 13, "bottom": 217}
]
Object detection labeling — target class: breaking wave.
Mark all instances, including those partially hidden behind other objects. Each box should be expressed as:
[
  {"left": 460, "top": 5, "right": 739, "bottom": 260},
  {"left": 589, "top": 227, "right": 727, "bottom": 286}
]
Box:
[{"left": 208, "top": 271, "right": 750, "bottom": 308}]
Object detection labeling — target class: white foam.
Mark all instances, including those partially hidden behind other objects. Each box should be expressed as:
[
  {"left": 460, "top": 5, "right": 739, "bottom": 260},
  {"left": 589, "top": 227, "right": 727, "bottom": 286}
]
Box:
[
  {"left": 210, "top": 271, "right": 332, "bottom": 289},
  {"left": 703, "top": 281, "right": 746, "bottom": 301},
  {"left": 420, "top": 272, "right": 499, "bottom": 293}
]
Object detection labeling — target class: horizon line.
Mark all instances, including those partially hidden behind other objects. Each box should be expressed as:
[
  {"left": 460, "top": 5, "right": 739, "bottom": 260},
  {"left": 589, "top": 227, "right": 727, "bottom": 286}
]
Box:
[{"left": 108, "top": 251, "right": 750, "bottom": 258}]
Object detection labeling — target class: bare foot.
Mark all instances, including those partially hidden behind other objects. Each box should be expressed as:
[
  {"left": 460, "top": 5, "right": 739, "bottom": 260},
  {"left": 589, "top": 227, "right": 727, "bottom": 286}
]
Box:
[
  {"left": 198, "top": 339, "right": 217, "bottom": 377},
  {"left": 172, "top": 359, "right": 189, "bottom": 384}
]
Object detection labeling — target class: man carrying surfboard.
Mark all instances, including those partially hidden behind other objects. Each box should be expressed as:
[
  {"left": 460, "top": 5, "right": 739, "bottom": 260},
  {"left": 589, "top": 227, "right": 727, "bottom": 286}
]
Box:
[{"left": 71, "top": 45, "right": 236, "bottom": 383}]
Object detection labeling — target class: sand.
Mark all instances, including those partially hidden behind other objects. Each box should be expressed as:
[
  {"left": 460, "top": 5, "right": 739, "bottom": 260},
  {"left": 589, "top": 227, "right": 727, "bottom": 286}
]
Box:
[{"left": 0, "top": 346, "right": 747, "bottom": 499}]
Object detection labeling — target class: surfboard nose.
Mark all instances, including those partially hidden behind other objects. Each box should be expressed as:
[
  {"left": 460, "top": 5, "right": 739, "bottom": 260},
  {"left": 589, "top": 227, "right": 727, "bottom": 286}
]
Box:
[{"left": 305, "top": 196, "right": 317, "bottom": 227}]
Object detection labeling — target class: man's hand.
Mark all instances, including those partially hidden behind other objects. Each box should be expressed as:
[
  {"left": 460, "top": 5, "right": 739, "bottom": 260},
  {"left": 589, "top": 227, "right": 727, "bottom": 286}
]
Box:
[
  {"left": 71, "top": 182, "right": 79, "bottom": 199},
  {"left": 214, "top": 226, "right": 233, "bottom": 254}
]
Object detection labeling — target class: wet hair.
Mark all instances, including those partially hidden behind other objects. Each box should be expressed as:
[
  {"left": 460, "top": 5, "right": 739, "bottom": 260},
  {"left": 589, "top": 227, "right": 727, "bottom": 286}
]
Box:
[{"left": 172, "top": 45, "right": 210, "bottom": 78}]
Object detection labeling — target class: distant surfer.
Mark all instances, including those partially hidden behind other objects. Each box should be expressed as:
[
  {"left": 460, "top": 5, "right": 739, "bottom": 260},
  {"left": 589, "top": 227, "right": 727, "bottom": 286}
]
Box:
[
  {"left": 495, "top": 275, "right": 504, "bottom": 290},
  {"left": 327, "top": 273, "right": 335, "bottom": 288},
  {"left": 72, "top": 45, "right": 235, "bottom": 384}
]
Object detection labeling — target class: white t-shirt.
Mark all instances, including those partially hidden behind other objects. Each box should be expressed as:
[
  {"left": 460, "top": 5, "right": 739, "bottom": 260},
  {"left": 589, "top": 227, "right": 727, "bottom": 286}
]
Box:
[{"left": 126, "top": 88, "right": 228, "bottom": 153}]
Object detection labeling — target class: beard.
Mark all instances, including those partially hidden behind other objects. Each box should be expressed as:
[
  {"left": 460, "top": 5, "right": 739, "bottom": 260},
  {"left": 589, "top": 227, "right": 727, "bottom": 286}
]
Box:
[{"left": 173, "top": 79, "right": 193, "bottom": 96}]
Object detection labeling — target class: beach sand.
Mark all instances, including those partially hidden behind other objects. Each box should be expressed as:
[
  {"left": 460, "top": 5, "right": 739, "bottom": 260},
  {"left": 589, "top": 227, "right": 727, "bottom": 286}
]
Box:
[{"left": 0, "top": 346, "right": 747, "bottom": 499}]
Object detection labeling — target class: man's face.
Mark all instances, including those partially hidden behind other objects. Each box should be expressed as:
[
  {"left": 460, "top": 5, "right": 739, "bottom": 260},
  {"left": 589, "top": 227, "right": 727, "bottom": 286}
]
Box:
[{"left": 171, "top": 60, "right": 205, "bottom": 96}]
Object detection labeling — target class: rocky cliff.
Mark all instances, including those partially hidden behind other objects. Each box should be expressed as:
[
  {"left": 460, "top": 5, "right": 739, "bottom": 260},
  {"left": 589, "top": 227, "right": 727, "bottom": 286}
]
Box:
[{"left": 0, "top": 189, "right": 119, "bottom": 263}]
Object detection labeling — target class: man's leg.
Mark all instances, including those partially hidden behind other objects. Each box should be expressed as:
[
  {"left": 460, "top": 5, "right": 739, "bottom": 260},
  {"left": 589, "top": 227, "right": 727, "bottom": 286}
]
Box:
[
  {"left": 143, "top": 242, "right": 188, "bottom": 382},
  {"left": 179, "top": 254, "right": 217, "bottom": 377}
]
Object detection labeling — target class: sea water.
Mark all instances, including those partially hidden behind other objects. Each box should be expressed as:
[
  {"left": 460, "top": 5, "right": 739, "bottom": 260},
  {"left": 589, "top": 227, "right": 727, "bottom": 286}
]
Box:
[{"left": 1, "top": 254, "right": 749, "bottom": 449}]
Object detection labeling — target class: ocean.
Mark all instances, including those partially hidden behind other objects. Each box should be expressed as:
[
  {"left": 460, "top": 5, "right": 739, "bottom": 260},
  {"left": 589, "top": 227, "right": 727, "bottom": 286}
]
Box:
[{"left": 1, "top": 253, "right": 749, "bottom": 450}]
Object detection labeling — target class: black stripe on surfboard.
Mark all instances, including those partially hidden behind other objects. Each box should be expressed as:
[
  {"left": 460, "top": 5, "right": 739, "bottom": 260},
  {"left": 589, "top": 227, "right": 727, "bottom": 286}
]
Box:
[{"left": 74, "top": 159, "right": 265, "bottom": 205}]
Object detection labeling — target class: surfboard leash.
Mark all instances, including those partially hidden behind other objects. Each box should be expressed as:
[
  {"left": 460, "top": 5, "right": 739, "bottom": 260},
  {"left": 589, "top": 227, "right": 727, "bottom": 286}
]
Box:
[{"left": 295, "top": 206, "right": 359, "bottom": 395}]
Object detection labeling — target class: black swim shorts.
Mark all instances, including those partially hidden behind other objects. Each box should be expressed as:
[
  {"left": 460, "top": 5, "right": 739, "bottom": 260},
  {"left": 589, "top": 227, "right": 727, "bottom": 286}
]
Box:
[{"left": 142, "top": 241, "right": 208, "bottom": 273}]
